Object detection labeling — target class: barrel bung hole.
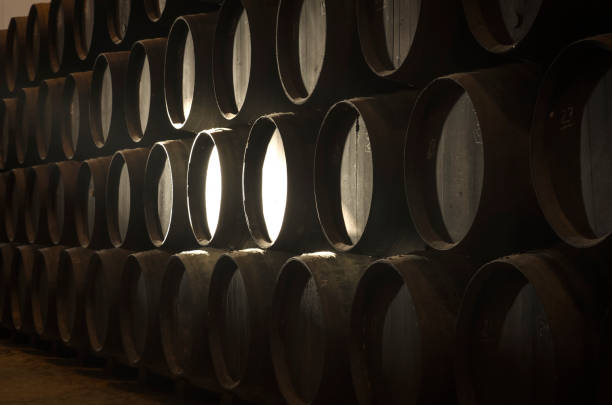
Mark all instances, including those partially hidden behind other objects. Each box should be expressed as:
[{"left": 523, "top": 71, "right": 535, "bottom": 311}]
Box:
[
  {"left": 339, "top": 114, "right": 373, "bottom": 245},
  {"left": 465, "top": 266, "right": 554, "bottom": 405},
  {"left": 580, "top": 66, "right": 612, "bottom": 238},
  {"left": 275, "top": 261, "right": 325, "bottom": 403}
]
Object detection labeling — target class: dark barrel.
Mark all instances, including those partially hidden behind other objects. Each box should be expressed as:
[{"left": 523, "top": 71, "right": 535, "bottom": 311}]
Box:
[
  {"left": 61, "top": 71, "right": 97, "bottom": 160},
  {"left": 5, "top": 169, "right": 27, "bottom": 243},
  {"left": 531, "top": 34, "right": 612, "bottom": 248},
  {"left": 106, "top": 147, "right": 151, "bottom": 249},
  {"left": 105, "top": 0, "right": 153, "bottom": 47},
  {"left": 0, "top": 244, "right": 17, "bottom": 329},
  {"left": 213, "top": 0, "right": 288, "bottom": 124},
  {"left": 90, "top": 51, "right": 131, "bottom": 152},
  {"left": 126, "top": 38, "right": 178, "bottom": 144},
  {"left": 31, "top": 246, "right": 65, "bottom": 340},
  {"left": 315, "top": 92, "right": 424, "bottom": 256},
  {"left": 0, "top": 174, "right": 6, "bottom": 241},
  {"left": 25, "top": 3, "right": 51, "bottom": 83},
  {"left": 56, "top": 247, "right": 94, "bottom": 351},
  {"left": 75, "top": 157, "right": 112, "bottom": 249},
  {"left": 6, "top": 17, "right": 28, "bottom": 93},
  {"left": 243, "top": 112, "right": 326, "bottom": 251},
  {"left": 49, "top": 0, "right": 80, "bottom": 74},
  {"left": 356, "top": 0, "right": 485, "bottom": 86},
  {"left": 10, "top": 244, "right": 43, "bottom": 336},
  {"left": 159, "top": 249, "right": 226, "bottom": 390},
  {"left": 455, "top": 247, "right": 612, "bottom": 405},
  {"left": 462, "top": 0, "right": 611, "bottom": 60},
  {"left": 405, "top": 64, "right": 553, "bottom": 258},
  {"left": 144, "top": 139, "right": 195, "bottom": 249},
  {"left": 24, "top": 165, "right": 52, "bottom": 244},
  {"left": 208, "top": 249, "right": 292, "bottom": 403},
  {"left": 36, "top": 78, "right": 67, "bottom": 162},
  {"left": 73, "top": 0, "right": 111, "bottom": 66},
  {"left": 276, "top": 0, "right": 387, "bottom": 106},
  {"left": 47, "top": 161, "right": 80, "bottom": 245},
  {"left": 0, "top": 98, "right": 19, "bottom": 170},
  {"left": 144, "top": 0, "right": 220, "bottom": 28},
  {"left": 85, "top": 248, "right": 131, "bottom": 359},
  {"left": 119, "top": 249, "right": 171, "bottom": 372},
  {"left": 349, "top": 253, "right": 474, "bottom": 405},
  {"left": 164, "top": 12, "right": 222, "bottom": 133},
  {"left": 270, "top": 252, "right": 372, "bottom": 405},
  {"left": 0, "top": 30, "right": 8, "bottom": 95},
  {"left": 16, "top": 86, "right": 39, "bottom": 166},
  {"left": 187, "top": 129, "right": 252, "bottom": 249}
]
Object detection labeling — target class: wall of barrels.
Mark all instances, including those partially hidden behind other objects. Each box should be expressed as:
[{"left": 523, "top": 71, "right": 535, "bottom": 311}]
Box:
[{"left": 0, "top": 0, "right": 611, "bottom": 404}]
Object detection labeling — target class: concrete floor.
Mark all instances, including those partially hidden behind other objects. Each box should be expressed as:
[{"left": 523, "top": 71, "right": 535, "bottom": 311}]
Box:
[{"left": 0, "top": 336, "right": 219, "bottom": 404}]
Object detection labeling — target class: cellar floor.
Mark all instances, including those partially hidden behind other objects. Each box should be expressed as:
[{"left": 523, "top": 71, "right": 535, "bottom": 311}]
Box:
[{"left": 0, "top": 335, "right": 218, "bottom": 404}]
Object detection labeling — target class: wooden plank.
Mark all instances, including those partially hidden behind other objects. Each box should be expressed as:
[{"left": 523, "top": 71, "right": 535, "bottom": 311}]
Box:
[
  {"left": 298, "top": 0, "right": 326, "bottom": 95},
  {"left": 182, "top": 31, "right": 195, "bottom": 119},
  {"left": 435, "top": 92, "right": 483, "bottom": 243},
  {"left": 157, "top": 155, "right": 172, "bottom": 239},
  {"left": 383, "top": 0, "right": 420, "bottom": 69},
  {"left": 138, "top": 55, "right": 151, "bottom": 134},
  {"left": 232, "top": 10, "right": 251, "bottom": 112},
  {"left": 117, "top": 163, "right": 130, "bottom": 242},
  {"left": 100, "top": 65, "right": 113, "bottom": 142}
]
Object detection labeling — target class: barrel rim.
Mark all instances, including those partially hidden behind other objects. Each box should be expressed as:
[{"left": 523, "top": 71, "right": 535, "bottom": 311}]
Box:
[
  {"left": 125, "top": 40, "right": 151, "bottom": 142},
  {"left": 106, "top": 151, "right": 130, "bottom": 248},
  {"left": 530, "top": 35, "right": 612, "bottom": 248},
  {"left": 90, "top": 53, "right": 112, "bottom": 149}
]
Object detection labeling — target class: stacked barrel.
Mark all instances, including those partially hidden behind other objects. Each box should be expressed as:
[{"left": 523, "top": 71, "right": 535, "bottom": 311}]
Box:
[{"left": 0, "top": 1, "right": 611, "bottom": 404}]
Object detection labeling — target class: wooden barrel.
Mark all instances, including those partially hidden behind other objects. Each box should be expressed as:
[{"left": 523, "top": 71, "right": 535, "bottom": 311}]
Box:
[
  {"left": 0, "top": 244, "right": 17, "bottom": 329},
  {"left": 405, "top": 64, "right": 553, "bottom": 258},
  {"left": 531, "top": 35, "right": 612, "bottom": 248},
  {"left": 315, "top": 92, "right": 423, "bottom": 256},
  {"left": 10, "top": 244, "right": 43, "bottom": 335},
  {"left": 119, "top": 249, "right": 171, "bottom": 372},
  {"left": 61, "top": 71, "right": 96, "bottom": 160},
  {"left": 24, "top": 165, "right": 52, "bottom": 244},
  {"left": 105, "top": 0, "right": 153, "bottom": 47},
  {"left": 0, "top": 30, "right": 8, "bottom": 95},
  {"left": 47, "top": 161, "right": 80, "bottom": 245},
  {"left": 349, "top": 253, "right": 474, "bottom": 405},
  {"left": 25, "top": 3, "right": 51, "bottom": 83},
  {"left": 243, "top": 112, "right": 326, "bottom": 251},
  {"left": 356, "top": 0, "right": 485, "bottom": 86},
  {"left": 75, "top": 157, "right": 112, "bottom": 249},
  {"left": 455, "top": 247, "right": 612, "bottom": 405},
  {"left": 144, "top": 0, "right": 220, "bottom": 27},
  {"left": 56, "top": 247, "right": 94, "bottom": 351},
  {"left": 144, "top": 139, "right": 195, "bottom": 249},
  {"left": 90, "top": 51, "right": 131, "bottom": 153},
  {"left": 85, "top": 248, "right": 131, "bottom": 359},
  {"left": 159, "top": 249, "right": 225, "bottom": 390},
  {"left": 212, "top": 0, "right": 289, "bottom": 124},
  {"left": 49, "top": 0, "right": 80, "bottom": 74},
  {"left": 73, "top": 0, "right": 111, "bottom": 66},
  {"left": 462, "top": 1, "right": 610, "bottom": 60},
  {"left": 16, "top": 86, "right": 39, "bottom": 166},
  {"left": 276, "top": 0, "right": 388, "bottom": 106},
  {"left": 187, "top": 129, "right": 252, "bottom": 249},
  {"left": 164, "top": 12, "right": 222, "bottom": 133},
  {"left": 5, "top": 169, "right": 27, "bottom": 243},
  {"left": 0, "top": 98, "right": 18, "bottom": 170},
  {"left": 208, "top": 249, "right": 292, "bottom": 403},
  {"left": 106, "top": 147, "right": 151, "bottom": 249},
  {"left": 6, "top": 17, "right": 28, "bottom": 93},
  {"left": 270, "top": 252, "right": 372, "bottom": 405},
  {"left": 31, "top": 245, "right": 65, "bottom": 340},
  {"left": 36, "top": 78, "right": 67, "bottom": 162},
  {"left": 125, "top": 38, "right": 177, "bottom": 144}
]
